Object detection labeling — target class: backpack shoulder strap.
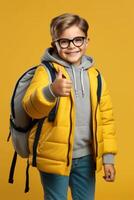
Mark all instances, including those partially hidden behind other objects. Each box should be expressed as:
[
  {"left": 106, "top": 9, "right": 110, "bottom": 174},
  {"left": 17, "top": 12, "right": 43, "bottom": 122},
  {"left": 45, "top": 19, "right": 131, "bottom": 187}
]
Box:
[
  {"left": 8, "top": 151, "right": 17, "bottom": 184},
  {"left": 42, "top": 60, "right": 57, "bottom": 82}
]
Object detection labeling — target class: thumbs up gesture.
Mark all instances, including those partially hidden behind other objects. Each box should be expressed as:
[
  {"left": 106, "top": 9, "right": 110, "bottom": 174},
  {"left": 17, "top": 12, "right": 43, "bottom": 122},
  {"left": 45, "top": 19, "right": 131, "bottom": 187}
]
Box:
[{"left": 50, "top": 68, "right": 72, "bottom": 97}]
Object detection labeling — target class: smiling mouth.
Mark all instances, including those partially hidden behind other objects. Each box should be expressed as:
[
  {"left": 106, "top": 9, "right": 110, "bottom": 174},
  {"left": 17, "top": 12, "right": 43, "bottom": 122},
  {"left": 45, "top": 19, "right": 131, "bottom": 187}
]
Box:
[{"left": 66, "top": 51, "right": 80, "bottom": 54}]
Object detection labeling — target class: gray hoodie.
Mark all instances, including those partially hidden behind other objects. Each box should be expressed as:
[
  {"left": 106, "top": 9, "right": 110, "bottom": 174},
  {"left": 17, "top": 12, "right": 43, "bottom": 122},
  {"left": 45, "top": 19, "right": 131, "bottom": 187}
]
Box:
[{"left": 41, "top": 48, "right": 114, "bottom": 163}]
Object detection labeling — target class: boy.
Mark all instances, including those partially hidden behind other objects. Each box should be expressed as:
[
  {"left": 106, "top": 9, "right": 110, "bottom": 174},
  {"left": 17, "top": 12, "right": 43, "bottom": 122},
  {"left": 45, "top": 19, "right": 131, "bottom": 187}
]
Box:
[{"left": 22, "top": 13, "right": 117, "bottom": 200}]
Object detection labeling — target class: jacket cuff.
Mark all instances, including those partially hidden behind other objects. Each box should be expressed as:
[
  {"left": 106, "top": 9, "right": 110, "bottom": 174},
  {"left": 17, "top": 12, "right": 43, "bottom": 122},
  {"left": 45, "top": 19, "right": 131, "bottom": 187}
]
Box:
[
  {"left": 42, "top": 84, "right": 57, "bottom": 102},
  {"left": 102, "top": 154, "right": 115, "bottom": 164}
]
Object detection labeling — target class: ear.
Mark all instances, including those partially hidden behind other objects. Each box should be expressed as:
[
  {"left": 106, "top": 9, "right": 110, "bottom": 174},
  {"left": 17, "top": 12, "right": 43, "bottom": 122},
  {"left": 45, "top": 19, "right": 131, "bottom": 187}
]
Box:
[
  {"left": 51, "top": 41, "right": 59, "bottom": 54},
  {"left": 54, "top": 42, "right": 61, "bottom": 53},
  {"left": 85, "top": 38, "right": 90, "bottom": 47},
  {"left": 51, "top": 41, "right": 55, "bottom": 48},
  {"left": 51, "top": 41, "right": 58, "bottom": 52}
]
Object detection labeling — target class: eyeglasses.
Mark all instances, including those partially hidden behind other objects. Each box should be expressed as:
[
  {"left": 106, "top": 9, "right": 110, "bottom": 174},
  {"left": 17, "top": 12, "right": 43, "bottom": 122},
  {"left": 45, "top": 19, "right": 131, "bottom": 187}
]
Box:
[{"left": 54, "top": 36, "right": 87, "bottom": 49}]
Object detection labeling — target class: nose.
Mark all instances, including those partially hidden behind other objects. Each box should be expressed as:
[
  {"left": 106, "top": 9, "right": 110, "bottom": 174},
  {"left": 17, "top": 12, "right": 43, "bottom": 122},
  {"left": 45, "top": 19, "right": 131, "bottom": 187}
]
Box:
[{"left": 68, "top": 41, "right": 75, "bottom": 48}]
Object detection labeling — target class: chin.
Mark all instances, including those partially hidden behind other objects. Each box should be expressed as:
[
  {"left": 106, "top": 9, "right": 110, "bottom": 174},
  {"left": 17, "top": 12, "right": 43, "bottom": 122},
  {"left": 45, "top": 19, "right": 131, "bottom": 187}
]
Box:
[{"left": 66, "top": 56, "right": 81, "bottom": 62}]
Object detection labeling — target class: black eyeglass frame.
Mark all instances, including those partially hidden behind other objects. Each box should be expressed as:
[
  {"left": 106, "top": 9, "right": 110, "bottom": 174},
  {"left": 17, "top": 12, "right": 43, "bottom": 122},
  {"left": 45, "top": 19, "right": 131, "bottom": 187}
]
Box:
[{"left": 53, "top": 36, "right": 87, "bottom": 49}]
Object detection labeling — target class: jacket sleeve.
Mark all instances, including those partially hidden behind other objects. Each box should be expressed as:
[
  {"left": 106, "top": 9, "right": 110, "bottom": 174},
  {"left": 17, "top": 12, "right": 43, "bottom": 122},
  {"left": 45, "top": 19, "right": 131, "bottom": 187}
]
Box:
[
  {"left": 99, "top": 75, "right": 117, "bottom": 155},
  {"left": 22, "top": 66, "right": 57, "bottom": 119}
]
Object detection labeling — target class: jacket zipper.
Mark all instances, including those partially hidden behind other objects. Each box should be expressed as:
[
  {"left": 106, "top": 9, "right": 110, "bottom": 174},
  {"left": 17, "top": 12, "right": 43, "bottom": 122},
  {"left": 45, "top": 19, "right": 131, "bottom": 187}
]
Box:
[
  {"left": 94, "top": 103, "right": 98, "bottom": 158},
  {"left": 67, "top": 95, "right": 73, "bottom": 166}
]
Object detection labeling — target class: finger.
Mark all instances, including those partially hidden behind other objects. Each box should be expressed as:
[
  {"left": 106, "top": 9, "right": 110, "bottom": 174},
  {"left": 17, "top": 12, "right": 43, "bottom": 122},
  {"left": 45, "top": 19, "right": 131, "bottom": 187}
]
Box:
[
  {"left": 63, "top": 92, "right": 71, "bottom": 96},
  {"left": 64, "top": 89, "right": 71, "bottom": 93},
  {"left": 59, "top": 93, "right": 70, "bottom": 97},
  {"left": 110, "top": 171, "right": 115, "bottom": 181},
  {"left": 106, "top": 172, "right": 115, "bottom": 182},
  {"left": 106, "top": 177, "right": 114, "bottom": 182},
  {"left": 61, "top": 82, "right": 72, "bottom": 89},
  {"left": 62, "top": 79, "right": 72, "bottom": 85},
  {"left": 104, "top": 175, "right": 112, "bottom": 182},
  {"left": 103, "top": 166, "right": 115, "bottom": 182},
  {"left": 105, "top": 170, "right": 111, "bottom": 180},
  {"left": 63, "top": 84, "right": 72, "bottom": 89},
  {"left": 62, "top": 88, "right": 71, "bottom": 96},
  {"left": 56, "top": 69, "right": 63, "bottom": 79},
  {"left": 62, "top": 88, "right": 71, "bottom": 95}
]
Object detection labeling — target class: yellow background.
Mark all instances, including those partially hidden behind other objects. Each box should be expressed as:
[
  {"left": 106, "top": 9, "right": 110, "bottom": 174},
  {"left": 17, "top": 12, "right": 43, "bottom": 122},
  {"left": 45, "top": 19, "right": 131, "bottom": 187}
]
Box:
[{"left": 0, "top": 0, "right": 134, "bottom": 199}]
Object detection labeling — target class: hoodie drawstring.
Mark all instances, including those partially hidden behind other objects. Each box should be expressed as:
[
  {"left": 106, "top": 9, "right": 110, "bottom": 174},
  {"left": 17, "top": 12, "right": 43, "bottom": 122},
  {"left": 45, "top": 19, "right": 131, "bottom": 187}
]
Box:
[
  {"left": 71, "top": 66, "right": 85, "bottom": 97},
  {"left": 80, "top": 67, "right": 85, "bottom": 97},
  {"left": 71, "top": 66, "right": 78, "bottom": 97}
]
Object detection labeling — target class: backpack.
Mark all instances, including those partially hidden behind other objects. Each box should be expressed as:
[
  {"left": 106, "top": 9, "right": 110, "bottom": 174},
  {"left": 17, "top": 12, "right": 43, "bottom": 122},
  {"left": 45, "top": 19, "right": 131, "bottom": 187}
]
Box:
[{"left": 8, "top": 61, "right": 58, "bottom": 192}]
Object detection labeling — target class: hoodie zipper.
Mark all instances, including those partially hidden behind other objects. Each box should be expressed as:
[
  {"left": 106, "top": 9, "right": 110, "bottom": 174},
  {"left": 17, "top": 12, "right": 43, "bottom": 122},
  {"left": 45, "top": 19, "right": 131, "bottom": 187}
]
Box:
[{"left": 67, "top": 95, "right": 73, "bottom": 166}]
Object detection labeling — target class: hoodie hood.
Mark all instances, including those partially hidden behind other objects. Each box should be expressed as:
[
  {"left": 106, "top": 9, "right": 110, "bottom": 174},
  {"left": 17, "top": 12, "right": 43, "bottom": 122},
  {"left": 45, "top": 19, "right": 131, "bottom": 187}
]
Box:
[{"left": 41, "top": 47, "right": 94, "bottom": 97}]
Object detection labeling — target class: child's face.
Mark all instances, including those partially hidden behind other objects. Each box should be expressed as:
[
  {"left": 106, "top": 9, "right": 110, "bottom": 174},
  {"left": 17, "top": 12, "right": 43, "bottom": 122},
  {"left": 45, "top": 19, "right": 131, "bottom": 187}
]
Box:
[{"left": 54, "top": 25, "right": 89, "bottom": 66}]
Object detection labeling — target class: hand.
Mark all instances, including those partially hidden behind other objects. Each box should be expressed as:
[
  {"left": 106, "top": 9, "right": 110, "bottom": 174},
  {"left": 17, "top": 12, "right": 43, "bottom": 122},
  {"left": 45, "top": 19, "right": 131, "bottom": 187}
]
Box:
[
  {"left": 103, "top": 164, "right": 116, "bottom": 182},
  {"left": 51, "top": 68, "right": 72, "bottom": 97}
]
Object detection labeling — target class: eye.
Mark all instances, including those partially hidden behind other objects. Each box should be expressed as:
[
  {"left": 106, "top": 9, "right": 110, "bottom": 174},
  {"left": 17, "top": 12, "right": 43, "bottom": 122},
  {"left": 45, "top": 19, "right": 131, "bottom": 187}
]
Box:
[
  {"left": 74, "top": 37, "right": 84, "bottom": 43},
  {"left": 59, "top": 39, "right": 69, "bottom": 45},
  {"left": 75, "top": 37, "right": 83, "bottom": 41}
]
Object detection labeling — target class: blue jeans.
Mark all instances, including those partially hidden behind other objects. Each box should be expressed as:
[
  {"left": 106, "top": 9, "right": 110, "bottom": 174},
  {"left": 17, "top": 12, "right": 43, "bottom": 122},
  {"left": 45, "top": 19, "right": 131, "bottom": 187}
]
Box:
[{"left": 39, "top": 154, "right": 96, "bottom": 200}]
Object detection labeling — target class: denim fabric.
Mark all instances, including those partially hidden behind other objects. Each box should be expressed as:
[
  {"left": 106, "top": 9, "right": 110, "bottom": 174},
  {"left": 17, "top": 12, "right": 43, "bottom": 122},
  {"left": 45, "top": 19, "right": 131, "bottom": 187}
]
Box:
[{"left": 39, "top": 154, "right": 96, "bottom": 200}]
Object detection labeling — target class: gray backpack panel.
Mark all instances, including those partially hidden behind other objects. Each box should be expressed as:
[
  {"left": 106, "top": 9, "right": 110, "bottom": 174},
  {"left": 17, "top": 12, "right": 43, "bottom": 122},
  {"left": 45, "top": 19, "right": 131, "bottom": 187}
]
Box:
[{"left": 10, "top": 65, "right": 41, "bottom": 158}]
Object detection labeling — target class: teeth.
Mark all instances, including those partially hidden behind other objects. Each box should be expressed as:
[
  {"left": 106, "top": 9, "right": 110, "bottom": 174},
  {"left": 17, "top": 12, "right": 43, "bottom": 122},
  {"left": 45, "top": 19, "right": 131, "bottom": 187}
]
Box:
[{"left": 67, "top": 52, "right": 79, "bottom": 54}]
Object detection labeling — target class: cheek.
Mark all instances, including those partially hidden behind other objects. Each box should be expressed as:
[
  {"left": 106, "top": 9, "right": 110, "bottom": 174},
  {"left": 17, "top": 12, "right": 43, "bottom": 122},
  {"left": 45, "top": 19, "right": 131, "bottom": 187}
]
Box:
[
  {"left": 56, "top": 48, "right": 64, "bottom": 57},
  {"left": 82, "top": 47, "right": 87, "bottom": 53},
  {"left": 80, "top": 45, "right": 88, "bottom": 54},
  {"left": 59, "top": 50, "right": 67, "bottom": 58},
  {"left": 55, "top": 44, "right": 66, "bottom": 58}
]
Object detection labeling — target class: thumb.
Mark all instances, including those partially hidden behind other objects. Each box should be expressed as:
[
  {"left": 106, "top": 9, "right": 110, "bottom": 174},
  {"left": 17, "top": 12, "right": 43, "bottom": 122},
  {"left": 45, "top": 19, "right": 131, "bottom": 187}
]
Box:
[{"left": 56, "top": 69, "right": 63, "bottom": 79}]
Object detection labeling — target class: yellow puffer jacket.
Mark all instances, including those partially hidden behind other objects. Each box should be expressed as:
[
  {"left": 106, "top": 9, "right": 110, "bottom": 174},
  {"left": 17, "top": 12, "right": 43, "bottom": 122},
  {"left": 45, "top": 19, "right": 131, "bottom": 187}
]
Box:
[{"left": 22, "top": 62, "right": 117, "bottom": 175}]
